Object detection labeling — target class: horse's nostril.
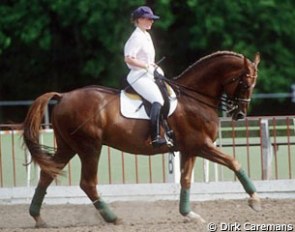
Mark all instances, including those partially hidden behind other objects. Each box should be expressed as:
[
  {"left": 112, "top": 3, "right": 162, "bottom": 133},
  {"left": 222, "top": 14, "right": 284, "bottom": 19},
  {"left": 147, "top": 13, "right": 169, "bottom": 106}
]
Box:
[{"left": 236, "top": 112, "right": 245, "bottom": 120}]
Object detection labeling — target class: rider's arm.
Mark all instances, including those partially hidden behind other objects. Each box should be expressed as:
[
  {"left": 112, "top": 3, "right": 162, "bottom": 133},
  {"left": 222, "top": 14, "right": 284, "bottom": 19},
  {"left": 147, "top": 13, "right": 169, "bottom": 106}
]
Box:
[
  {"left": 124, "top": 56, "right": 157, "bottom": 70},
  {"left": 124, "top": 56, "right": 150, "bottom": 70}
]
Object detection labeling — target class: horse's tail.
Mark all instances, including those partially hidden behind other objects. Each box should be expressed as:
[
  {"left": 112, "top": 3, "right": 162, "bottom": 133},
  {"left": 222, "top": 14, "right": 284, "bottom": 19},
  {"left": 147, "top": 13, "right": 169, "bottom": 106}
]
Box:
[{"left": 22, "top": 92, "right": 63, "bottom": 177}]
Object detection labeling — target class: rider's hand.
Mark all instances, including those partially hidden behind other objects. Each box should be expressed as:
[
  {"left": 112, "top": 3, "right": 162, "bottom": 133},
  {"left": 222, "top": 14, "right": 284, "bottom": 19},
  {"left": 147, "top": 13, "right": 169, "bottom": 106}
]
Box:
[{"left": 145, "top": 64, "right": 155, "bottom": 74}]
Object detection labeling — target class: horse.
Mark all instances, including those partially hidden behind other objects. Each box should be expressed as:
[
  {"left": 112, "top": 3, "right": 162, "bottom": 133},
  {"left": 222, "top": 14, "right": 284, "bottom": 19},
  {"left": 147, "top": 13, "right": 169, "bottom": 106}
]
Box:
[{"left": 22, "top": 51, "right": 260, "bottom": 227}]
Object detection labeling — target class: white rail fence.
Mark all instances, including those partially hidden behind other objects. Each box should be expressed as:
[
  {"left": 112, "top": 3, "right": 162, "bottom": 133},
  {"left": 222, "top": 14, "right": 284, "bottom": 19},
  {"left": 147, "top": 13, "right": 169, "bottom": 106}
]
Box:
[{"left": 0, "top": 116, "right": 295, "bottom": 204}]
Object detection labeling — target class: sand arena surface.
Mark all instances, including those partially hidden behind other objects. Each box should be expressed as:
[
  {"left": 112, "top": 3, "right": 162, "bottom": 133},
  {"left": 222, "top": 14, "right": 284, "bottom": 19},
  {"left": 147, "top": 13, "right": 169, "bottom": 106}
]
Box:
[{"left": 0, "top": 199, "right": 294, "bottom": 232}]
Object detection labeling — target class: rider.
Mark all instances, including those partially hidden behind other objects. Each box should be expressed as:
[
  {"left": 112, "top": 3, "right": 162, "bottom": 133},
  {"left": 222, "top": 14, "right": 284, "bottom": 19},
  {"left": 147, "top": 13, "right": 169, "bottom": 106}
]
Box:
[{"left": 124, "top": 6, "right": 166, "bottom": 148}]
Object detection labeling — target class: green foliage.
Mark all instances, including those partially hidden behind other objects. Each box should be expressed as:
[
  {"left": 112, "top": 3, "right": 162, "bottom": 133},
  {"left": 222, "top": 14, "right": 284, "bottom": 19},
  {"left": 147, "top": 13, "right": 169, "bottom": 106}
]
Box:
[{"left": 0, "top": 0, "right": 294, "bottom": 112}]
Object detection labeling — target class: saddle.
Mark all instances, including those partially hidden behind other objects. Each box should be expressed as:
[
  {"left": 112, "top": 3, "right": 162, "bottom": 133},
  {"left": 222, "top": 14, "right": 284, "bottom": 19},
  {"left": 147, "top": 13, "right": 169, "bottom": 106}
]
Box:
[{"left": 120, "top": 71, "right": 178, "bottom": 147}]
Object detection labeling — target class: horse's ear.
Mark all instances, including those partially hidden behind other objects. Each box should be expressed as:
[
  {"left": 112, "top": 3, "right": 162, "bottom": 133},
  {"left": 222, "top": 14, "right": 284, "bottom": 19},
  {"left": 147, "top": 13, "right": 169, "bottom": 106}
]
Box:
[
  {"left": 243, "top": 56, "right": 250, "bottom": 70},
  {"left": 253, "top": 52, "right": 260, "bottom": 67}
]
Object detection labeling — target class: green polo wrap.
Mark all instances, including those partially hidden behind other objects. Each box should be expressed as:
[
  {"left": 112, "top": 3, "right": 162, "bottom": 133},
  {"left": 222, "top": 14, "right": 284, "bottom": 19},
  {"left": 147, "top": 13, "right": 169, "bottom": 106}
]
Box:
[
  {"left": 93, "top": 200, "right": 117, "bottom": 223},
  {"left": 179, "top": 188, "right": 191, "bottom": 215},
  {"left": 235, "top": 168, "right": 256, "bottom": 194},
  {"left": 29, "top": 186, "right": 47, "bottom": 217}
]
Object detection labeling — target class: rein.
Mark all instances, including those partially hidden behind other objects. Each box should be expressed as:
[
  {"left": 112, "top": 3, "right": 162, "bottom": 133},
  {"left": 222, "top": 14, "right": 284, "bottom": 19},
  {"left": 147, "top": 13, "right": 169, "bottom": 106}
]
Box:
[
  {"left": 167, "top": 80, "right": 223, "bottom": 110},
  {"left": 160, "top": 70, "right": 250, "bottom": 112},
  {"left": 153, "top": 70, "right": 221, "bottom": 109}
]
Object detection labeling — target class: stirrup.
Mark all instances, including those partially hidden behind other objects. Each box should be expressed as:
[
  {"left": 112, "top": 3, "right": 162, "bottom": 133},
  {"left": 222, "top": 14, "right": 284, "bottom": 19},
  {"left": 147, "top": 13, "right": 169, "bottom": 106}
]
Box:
[
  {"left": 151, "top": 136, "right": 166, "bottom": 148},
  {"left": 164, "top": 133, "right": 174, "bottom": 148}
]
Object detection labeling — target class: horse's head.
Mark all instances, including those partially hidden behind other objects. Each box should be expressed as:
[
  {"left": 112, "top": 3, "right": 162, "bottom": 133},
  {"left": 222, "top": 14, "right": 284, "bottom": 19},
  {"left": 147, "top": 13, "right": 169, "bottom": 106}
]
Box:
[{"left": 223, "top": 53, "right": 260, "bottom": 120}]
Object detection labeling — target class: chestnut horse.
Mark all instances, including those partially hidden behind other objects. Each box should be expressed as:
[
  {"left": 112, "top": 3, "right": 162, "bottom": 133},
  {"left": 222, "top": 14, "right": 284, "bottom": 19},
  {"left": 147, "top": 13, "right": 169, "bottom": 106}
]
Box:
[{"left": 22, "top": 51, "right": 260, "bottom": 227}]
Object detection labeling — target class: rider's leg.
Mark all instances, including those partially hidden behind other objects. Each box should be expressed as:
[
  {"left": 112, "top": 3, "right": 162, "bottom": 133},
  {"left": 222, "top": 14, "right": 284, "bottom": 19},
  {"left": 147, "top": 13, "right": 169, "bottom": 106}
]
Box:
[
  {"left": 150, "top": 102, "right": 166, "bottom": 147},
  {"left": 127, "top": 70, "right": 164, "bottom": 104},
  {"left": 127, "top": 70, "right": 165, "bottom": 147}
]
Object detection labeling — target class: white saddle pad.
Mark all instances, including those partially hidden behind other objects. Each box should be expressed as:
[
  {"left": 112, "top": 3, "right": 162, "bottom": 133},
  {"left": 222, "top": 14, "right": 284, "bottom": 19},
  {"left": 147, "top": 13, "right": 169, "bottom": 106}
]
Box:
[{"left": 120, "top": 86, "right": 178, "bottom": 120}]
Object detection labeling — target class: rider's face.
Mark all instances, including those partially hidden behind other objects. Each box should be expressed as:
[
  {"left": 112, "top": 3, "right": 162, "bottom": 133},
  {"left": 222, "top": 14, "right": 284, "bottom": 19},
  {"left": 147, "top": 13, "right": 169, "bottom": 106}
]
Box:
[{"left": 137, "top": 17, "right": 154, "bottom": 30}]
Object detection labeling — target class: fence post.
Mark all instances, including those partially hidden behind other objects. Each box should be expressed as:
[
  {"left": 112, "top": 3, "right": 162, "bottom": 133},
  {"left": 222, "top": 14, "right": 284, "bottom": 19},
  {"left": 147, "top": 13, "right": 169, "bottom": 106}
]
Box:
[
  {"left": 203, "top": 140, "right": 220, "bottom": 183},
  {"left": 203, "top": 159, "right": 210, "bottom": 182},
  {"left": 260, "top": 119, "right": 273, "bottom": 180},
  {"left": 166, "top": 152, "right": 195, "bottom": 184},
  {"left": 25, "top": 149, "right": 31, "bottom": 188},
  {"left": 45, "top": 105, "right": 50, "bottom": 128},
  {"left": 167, "top": 152, "right": 180, "bottom": 183}
]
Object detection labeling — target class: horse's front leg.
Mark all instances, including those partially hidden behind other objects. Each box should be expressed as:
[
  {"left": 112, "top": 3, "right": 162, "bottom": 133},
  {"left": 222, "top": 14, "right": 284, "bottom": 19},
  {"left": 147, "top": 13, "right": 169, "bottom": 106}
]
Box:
[
  {"left": 200, "top": 141, "right": 261, "bottom": 212},
  {"left": 179, "top": 154, "right": 206, "bottom": 223},
  {"left": 235, "top": 168, "right": 261, "bottom": 211}
]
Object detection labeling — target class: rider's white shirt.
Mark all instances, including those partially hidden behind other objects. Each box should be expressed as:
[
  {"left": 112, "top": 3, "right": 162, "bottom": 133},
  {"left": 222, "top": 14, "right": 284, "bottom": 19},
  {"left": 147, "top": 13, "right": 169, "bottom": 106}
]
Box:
[{"left": 124, "top": 27, "right": 155, "bottom": 70}]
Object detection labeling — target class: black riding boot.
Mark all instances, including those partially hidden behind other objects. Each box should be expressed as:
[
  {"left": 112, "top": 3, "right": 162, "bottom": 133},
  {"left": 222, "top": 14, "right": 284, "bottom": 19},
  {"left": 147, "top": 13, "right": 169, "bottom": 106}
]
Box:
[{"left": 150, "top": 102, "right": 166, "bottom": 148}]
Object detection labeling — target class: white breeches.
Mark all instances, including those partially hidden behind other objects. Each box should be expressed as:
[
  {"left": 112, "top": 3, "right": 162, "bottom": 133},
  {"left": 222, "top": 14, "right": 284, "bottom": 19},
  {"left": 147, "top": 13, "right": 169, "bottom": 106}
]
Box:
[{"left": 127, "top": 68, "right": 164, "bottom": 106}]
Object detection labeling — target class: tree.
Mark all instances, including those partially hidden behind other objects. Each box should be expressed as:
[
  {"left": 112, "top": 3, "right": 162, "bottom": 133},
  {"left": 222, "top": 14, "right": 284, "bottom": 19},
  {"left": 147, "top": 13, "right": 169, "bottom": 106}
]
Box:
[
  {"left": 0, "top": 0, "right": 142, "bottom": 100},
  {"left": 155, "top": 0, "right": 295, "bottom": 94},
  {"left": 0, "top": 0, "right": 295, "bottom": 121}
]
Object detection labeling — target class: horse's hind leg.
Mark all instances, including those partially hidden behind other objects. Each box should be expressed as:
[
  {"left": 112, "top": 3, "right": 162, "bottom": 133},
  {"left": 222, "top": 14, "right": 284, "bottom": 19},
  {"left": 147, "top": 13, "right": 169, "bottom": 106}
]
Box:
[
  {"left": 29, "top": 149, "right": 75, "bottom": 228},
  {"left": 78, "top": 149, "right": 118, "bottom": 224},
  {"left": 200, "top": 141, "right": 261, "bottom": 211}
]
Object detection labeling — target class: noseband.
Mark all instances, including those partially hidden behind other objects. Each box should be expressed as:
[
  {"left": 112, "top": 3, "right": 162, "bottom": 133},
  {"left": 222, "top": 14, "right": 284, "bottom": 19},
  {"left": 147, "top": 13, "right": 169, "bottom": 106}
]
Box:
[{"left": 222, "top": 70, "right": 257, "bottom": 114}]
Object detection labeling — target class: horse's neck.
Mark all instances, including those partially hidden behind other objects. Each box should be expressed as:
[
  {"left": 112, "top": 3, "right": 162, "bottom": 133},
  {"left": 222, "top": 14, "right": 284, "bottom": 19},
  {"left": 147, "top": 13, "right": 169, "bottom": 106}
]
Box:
[
  {"left": 177, "top": 57, "right": 241, "bottom": 95},
  {"left": 176, "top": 63, "right": 220, "bottom": 94}
]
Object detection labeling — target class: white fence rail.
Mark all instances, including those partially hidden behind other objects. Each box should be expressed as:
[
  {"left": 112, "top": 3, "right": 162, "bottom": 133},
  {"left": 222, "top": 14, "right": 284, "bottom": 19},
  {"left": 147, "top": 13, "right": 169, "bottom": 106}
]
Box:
[{"left": 0, "top": 116, "right": 295, "bottom": 203}]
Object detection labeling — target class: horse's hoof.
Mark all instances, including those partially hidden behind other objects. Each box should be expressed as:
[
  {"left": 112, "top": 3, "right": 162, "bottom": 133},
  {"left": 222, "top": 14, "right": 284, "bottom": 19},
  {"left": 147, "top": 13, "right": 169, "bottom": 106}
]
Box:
[
  {"left": 35, "top": 221, "right": 48, "bottom": 228},
  {"left": 113, "top": 217, "right": 123, "bottom": 225},
  {"left": 34, "top": 216, "right": 48, "bottom": 228},
  {"left": 248, "top": 197, "right": 262, "bottom": 212},
  {"left": 183, "top": 211, "right": 206, "bottom": 223}
]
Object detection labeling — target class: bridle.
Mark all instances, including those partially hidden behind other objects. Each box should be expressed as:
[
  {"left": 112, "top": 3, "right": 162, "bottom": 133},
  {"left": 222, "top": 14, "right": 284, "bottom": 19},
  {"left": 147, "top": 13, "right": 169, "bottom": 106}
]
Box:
[
  {"left": 221, "top": 70, "right": 257, "bottom": 115},
  {"left": 162, "top": 67, "right": 257, "bottom": 113}
]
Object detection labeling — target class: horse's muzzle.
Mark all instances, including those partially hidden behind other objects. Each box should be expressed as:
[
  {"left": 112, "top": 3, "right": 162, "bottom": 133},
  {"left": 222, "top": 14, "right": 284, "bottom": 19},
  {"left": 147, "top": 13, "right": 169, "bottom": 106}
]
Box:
[{"left": 233, "top": 111, "right": 246, "bottom": 121}]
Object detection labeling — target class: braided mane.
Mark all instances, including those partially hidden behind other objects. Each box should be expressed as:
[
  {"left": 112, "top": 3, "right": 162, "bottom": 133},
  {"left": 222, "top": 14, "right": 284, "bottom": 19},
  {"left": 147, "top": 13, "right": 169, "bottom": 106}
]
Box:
[{"left": 175, "top": 51, "right": 244, "bottom": 79}]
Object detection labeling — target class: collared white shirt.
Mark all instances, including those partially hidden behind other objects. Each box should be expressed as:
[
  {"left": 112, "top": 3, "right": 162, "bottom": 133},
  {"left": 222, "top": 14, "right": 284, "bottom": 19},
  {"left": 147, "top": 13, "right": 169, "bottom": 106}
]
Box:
[{"left": 124, "top": 27, "right": 155, "bottom": 70}]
